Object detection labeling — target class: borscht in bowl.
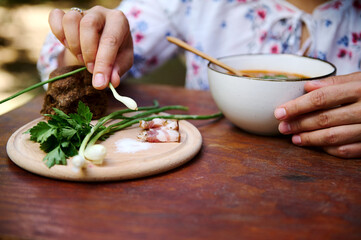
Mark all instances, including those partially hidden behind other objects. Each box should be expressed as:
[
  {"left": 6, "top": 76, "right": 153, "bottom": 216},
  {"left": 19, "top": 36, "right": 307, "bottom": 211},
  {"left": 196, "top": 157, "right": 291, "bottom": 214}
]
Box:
[{"left": 207, "top": 54, "right": 336, "bottom": 135}]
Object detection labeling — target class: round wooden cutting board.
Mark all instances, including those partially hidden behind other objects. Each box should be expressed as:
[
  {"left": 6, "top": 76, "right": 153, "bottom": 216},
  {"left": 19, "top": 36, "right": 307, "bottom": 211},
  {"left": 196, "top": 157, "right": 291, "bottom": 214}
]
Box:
[{"left": 6, "top": 118, "right": 202, "bottom": 182}]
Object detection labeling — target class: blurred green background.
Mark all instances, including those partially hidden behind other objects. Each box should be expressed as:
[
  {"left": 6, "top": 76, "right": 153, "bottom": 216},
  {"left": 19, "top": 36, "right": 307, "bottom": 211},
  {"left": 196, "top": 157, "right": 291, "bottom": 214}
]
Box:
[{"left": 0, "top": 0, "right": 186, "bottom": 115}]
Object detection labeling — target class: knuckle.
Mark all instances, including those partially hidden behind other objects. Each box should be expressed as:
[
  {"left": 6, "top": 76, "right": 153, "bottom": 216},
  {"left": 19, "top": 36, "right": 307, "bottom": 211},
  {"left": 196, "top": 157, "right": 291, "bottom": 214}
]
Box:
[
  {"left": 326, "top": 75, "right": 338, "bottom": 85},
  {"left": 63, "top": 12, "right": 80, "bottom": 24},
  {"left": 82, "top": 49, "right": 97, "bottom": 61},
  {"left": 323, "top": 129, "right": 338, "bottom": 145},
  {"left": 326, "top": 145, "right": 354, "bottom": 158},
  {"left": 316, "top": 112, "right": 330, "bottom": 128},
  {"left": 91, "top": 5, "right": 105, "bottom": 12},
  {"left": 353, "top": 104, "right": 361, "bottom": 117},
  {"left": 310, "top": 90, "right": 327, "bottom": 108},
  {"left": 285, "top": 100, "right": 300, "bottom": 117},
  {"left": 290, "top": 120, "right": 302, "bottom": 132},
  {"left": 49, "top": 9, "right": 62, "bottom": 20},
  {"left": 335, "top": 146, "right": 352, "bottom": 158},
  {"left": 355, "top": 84, "right": 361, "bottom": 96},
  {"left": 101, "top": 34, "right": 119, "bottom": 47},
  {"left": 82, "top": 48, "right": 96, "bottom": 56},
  {"left": 110, "top": 9, "right": 126, "bottom": 19},
  {"left": 80, "top": 15, "right": 101, "bottom": 30},
  {"left": 95, "top": 58, "right": 112, "bottom": 69},
  {"left": 302, "top": 135, "right": 310, "bottom": 145}
]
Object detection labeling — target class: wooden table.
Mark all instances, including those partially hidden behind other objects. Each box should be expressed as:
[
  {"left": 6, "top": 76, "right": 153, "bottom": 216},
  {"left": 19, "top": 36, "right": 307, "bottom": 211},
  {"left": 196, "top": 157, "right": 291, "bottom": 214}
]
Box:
[{"left": 0, "top": 83, "right": 360, "bottom": 240}]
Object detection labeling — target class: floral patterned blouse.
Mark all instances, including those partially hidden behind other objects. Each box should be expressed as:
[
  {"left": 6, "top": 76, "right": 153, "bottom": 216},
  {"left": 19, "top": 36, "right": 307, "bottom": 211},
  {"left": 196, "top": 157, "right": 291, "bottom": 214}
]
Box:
[{"left": 38, "top": 0, "right": 361, "bottom": 90}]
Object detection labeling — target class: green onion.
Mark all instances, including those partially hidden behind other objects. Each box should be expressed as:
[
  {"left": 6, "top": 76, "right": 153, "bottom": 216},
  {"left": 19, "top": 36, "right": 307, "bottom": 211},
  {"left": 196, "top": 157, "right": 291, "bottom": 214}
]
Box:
[
  {"left": 0, "top": 66, "right": 87, "bottom": 104},
  {"left": 78, "top": 102, "right": 222, "bottom": 165}
]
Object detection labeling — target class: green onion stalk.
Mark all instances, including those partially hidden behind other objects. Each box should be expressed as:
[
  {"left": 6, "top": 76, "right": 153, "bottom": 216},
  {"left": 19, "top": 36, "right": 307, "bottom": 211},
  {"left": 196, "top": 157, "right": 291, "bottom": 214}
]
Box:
[
  {"left": 79, "top": 104, "right": 222, "bottom": 165},
  {"left": 0, "top": 67, "right": 87, "bottom": 104},
  {"left": 77, "top": 102, "right": 222, "bottom": 166}
]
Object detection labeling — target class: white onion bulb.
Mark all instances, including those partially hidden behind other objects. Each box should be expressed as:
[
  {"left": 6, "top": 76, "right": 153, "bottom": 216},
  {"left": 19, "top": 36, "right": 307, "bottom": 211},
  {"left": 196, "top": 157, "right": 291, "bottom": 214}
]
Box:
[
  {"left": 84, "top": 144, "right": 107, "bottom": 164},
  {"left": 72, "top": 155, "right": 86, "bottom": 172}
]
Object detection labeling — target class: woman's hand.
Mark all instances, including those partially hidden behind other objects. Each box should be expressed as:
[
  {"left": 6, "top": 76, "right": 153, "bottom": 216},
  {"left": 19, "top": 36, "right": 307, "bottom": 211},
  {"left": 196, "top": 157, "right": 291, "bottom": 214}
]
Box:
[
  {"left": 274, "top": 72, "right": 361, "bottom": 158},
  {"left": 48, "top": 6, "right": 134, "bottom": 90}
]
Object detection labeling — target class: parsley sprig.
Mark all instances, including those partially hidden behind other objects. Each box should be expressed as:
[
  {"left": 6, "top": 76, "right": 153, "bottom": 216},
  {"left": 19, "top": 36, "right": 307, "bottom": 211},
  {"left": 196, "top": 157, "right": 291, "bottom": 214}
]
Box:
[{"left": 26, "top": 101, "right": 100, "bottom": 168}]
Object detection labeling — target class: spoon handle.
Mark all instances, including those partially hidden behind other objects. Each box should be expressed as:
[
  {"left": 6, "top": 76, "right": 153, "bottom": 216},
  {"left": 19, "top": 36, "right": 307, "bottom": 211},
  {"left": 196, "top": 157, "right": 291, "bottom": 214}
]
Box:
[{"left": 167, "top": 36, "right": 243, "bottom": 76}]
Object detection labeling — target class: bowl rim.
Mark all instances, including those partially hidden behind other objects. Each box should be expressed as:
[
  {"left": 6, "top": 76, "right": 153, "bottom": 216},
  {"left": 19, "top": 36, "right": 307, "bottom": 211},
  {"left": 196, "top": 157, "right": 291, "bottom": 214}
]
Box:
[{"left": 207, "top": 53, "right": 337, "bottom": 82}]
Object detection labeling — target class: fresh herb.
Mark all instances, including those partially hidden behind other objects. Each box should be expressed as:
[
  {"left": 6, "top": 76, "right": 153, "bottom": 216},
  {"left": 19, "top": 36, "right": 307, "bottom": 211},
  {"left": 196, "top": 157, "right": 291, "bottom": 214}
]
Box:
[
  {"left": 26, "top": 101, "right": 98, "bottom": 168},
  {"left": 260, "top": 74, "right": 288, "bottom": 79},
  {"left": 27, "top": 100, "right": 223, "bottom": 168}
]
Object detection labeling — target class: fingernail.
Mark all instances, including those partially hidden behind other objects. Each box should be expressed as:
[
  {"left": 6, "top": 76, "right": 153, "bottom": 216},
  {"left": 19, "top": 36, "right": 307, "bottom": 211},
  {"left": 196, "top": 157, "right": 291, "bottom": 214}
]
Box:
[
  {"left": 87, "top": 63, "right": 94, "bottom": 73},
  {"left": 279, "top": 122, "right": 291, "bottom": 134},
  {"left": 93, "top": 73, "right": 105, "bottom": 88},
  {"left": 274, "top": 108, "right": 287, "bottom": 119},
  {"left": 292, "top": 135, "right": 302, "bottom": 145}
]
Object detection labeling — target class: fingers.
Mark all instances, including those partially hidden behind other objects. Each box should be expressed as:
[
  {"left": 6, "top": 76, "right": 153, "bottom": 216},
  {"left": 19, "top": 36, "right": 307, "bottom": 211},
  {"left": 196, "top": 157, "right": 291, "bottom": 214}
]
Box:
[
  {"left": 275, "top": 73, "right": 361, "bottom": 158},
  {"left": 275, "top": 79, "right": 361, "bottom": 121},
  {"left": 291, "top": 124, "right": 361, "bottom": 147},
  {"left": 62, "top": 10, "right": 84, "bottom": 63},
  {"left": 49, "top": 8, "right": 84, "bottom": 63},
  {"left": 79, "top": 10, "right": 106, "bottom": 73},
  {"left": 109, "top": 31, "right": 134, "bottom": 88},
  {"left": 305, "top": 72, "right": 361, "bottom": 92},
  {"left": 92, "top": 10, "right": 130, "bottom": 89},
  {"left": 278, "top": 102, "right": 361, "bottom": 134},
  {"left": 48, "top": 9, "right": 66, "bottom": 45},
  {"left": 323, "top": 143, "right": 361, "bottom": 159}
]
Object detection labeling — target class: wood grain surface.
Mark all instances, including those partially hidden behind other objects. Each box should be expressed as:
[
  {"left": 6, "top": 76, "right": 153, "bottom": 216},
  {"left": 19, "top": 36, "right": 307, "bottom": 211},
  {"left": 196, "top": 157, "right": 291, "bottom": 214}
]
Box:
[{"left": 0, "top": 83, "right": 360, "bottom": 240}]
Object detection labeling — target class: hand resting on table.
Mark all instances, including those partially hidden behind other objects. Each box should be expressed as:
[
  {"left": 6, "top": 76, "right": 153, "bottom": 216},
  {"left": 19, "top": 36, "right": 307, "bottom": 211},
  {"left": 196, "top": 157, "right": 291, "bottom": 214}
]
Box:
[{"left": 275, "top": 71, "right": 361, "bottom": 158}]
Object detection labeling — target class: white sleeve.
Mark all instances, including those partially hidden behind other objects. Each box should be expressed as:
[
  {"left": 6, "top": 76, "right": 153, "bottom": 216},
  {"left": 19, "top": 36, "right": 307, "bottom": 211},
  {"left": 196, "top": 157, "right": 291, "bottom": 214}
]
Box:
[
  {"left": 117, "top": 0, "right": 182, "bottom": 78},
  {"left": 37, "top": 33, "right": 65, "bottom": 82}
]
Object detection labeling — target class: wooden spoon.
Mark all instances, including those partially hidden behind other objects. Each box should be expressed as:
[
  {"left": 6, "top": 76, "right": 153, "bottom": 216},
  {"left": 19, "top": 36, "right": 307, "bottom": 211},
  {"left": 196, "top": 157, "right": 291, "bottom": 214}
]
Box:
[{"left": 166, "top": 36, "right": 244, "bottom": 76}]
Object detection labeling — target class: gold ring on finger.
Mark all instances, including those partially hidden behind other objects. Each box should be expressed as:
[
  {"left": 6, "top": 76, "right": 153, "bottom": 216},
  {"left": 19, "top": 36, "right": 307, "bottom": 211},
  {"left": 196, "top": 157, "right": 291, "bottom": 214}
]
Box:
[{"left": 70, "top": 7, "right": 84, "bottom": 16}]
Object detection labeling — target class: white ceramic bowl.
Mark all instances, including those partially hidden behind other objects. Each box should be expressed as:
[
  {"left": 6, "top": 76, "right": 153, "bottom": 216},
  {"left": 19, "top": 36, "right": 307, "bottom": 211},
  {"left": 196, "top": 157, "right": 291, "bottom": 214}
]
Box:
[{"left": 207, "top": 54, "right": 336, "bottom": 136}]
